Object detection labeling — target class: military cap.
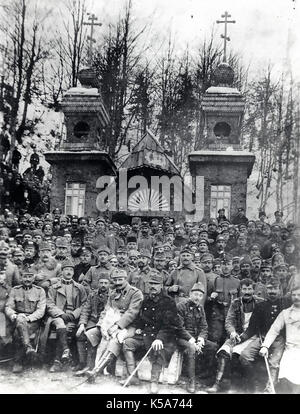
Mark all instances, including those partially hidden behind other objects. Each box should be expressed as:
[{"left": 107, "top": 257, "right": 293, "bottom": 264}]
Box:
[
  {"left": 12, "top": 247, "right": 24, "bottom": 255},
  {"left": 97, "top": 245, "right": 111, "bottom": 255},
  {"left": 61, "top": 259, "right": 75, "bottom": 270},
  {"left": 39, "top": 242, "right": 52, "bottom": 251},
  {"left": 240, "top": 256, "right": 252, "bottom": 266},
  {"left": 127, "top": 235, "right": 137, "bottom": 243},
  {"left": 250, "top": 243, "right": 261, "bottom": 250},
  {"left": 22, "top": 271, "right": 35, "bottom": 277},
  {"left": 216, "top": 235, "right": 225, "bottom": 242},
  {"left": 266, "top": 277, "right": 281, "bottom": 287},
  {"left": 232, "top": 256, "right": 241, "bottom": 263},
  {"left": 191, "top": 282, "right": 205, "bottom": 293},
  {"left": 199, "top": 229, "right": 208, "bottom": 235},
  {"left": 116, "top": 246, "right": 127, "bottom": 254},
  {"left": 148, "top": 270, "right": 164, "bottom": 284},
  {"left": 154, "top": 252, "right": 166, "bottom": 260},
  {"left": 166, "top": 228, "right": 175, "bottom": 234},
  {"left": 251, "top": 255, "right": 262, "bottom": 261},
  {"left": 131, "top": 217, "right": 141, "bottom": 225},
  {"left": 218, "top": 208, "right": 225, "bottom": 213},
  {"left": 52, "top": 208, "right": 62, "bottom": 214},
  {"left": 32, "top": 229, "right": 43, "bottom": 236},
  {"left": 141, "top": 221, "right": 149, "bottom": 227},
  {"left": 128, "top": 250, "right": 139, "bottom": 257},
  {"left": 151, "top": 219, "right": 159, "bottom": 225},
  {"left": 174, "top": 223, "right": 183, "bottom": 229},
  {"left": 97, "top": 272, "right": 111, "bottom": 281},
  {"left": 55, "top": 237, "right": 68, "bottom": 248},
  {"left": 111, "top": 268, "right": 127, "bottom": 279},
  {"left": 200, "top": 253, "right": 214, "bottom": 262},
  {"left": 78, "top": 246, "right": 92, "bottom": 256},
  {"left": 180, "top": 247, "right": 193, "bottom": 255},
  {"left": 285, "top": 238, "right": 294, "bottom": 246},
  {"left": 209, "top": 218, "right": 218, "bottom": 226},
  {"left": 23, "top": 240, "right": 37, "bottom": 249},
  {"left": 261, "top": 260, "right": 272, "bottom": 269},
  {"left": 139, "top": 248, "right": 151, "bottom": 259},
  {"left": 273, "top": 263, "right": 288, "bottom": 271},
  {"left": 163, "top": 243, "right": 172, "bottom": 250},
  {"left": 190, "top": 228, "right": 199, "bottom": 235},
  {"left": 198, "top": 238, "right": 209, "bottom": 245},
  {"left": 221, "top": 220, "right": 230, "bottom": 226},
  {"left": 95, "top": 216, "right": 106, "bottom": 224}
]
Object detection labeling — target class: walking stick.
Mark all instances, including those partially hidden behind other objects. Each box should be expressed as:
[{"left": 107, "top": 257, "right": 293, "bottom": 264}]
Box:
[
  {"left": 259, "top": 334, "right": 276, "bottom": 394},
  {"left": 122, "top": 346, "right": 153, "bottom": 388},
  {"left": 0, "top": 358, "right": 13, "bottom": 364}
]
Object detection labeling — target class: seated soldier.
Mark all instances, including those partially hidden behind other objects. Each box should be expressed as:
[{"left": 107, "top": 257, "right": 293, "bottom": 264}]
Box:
[
  {"left": 5, "top": 271, "right": 46, "bottom": 373},
  {"left": 207, "top": 278, "right": 264, "bottom": 393},
  {"left": 74, "top": 273, "right": 109, "bottom": 376},
  {"left": 122, "top": 270, "right": 192, "bottom": 394},
  {"left": 177, "top": 283, "right": 218, "bottom": 392},
  {"left": 41, "top": 259, "right": 87, "bottom": 372},
  {"left": 85, "top": 268, "right": 143, "bottom": 382}
]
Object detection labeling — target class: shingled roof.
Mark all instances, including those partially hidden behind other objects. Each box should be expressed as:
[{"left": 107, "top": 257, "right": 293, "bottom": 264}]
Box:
[{"left": 120, "top": 129, "right": 181, "bottom": 175}]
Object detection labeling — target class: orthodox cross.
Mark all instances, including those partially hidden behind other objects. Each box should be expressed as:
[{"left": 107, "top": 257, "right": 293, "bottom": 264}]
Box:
[
  {"left": 83, "top": 13, "right": 102, "bottom": 64},
  {"left": 216, "top": 11, "right": 236, "bottom": 62}
]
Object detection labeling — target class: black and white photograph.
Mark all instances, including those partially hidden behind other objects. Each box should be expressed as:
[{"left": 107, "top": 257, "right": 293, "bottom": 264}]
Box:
[{"left": 0, "top": 0, "right": 300, "bottom": 396}]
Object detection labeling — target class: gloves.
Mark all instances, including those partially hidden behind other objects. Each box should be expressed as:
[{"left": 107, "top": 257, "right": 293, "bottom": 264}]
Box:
[
  {"left": 76, "top": 324, "right": 86, "bottom": 338},
  {"left": 60, "top": 313, "right": 75, "bottom": 323},
  {"left": 230, "top": 331, "right": 241, "bottom": 343},
  {"left": 152, "top": 339, "right": 164, "bottom": 351},
  {"left": 259, "top": 346, "right": 269, "bottom": 358}
]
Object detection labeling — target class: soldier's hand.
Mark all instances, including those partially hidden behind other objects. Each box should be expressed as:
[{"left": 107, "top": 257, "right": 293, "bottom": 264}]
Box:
[
  {"left": 210, "top": 292, "right": 218, "bottom": 300},
  {"left": 188, "top": 337, "right": 196, "bottom": 345},
  {"left": 76, "top": 324, "right": 86, "bottom": 338},
  {"left": 108, "top": 324, "right": 119, "bottom": 336},
  {"left": 135, "top": 329, "right": 142, "bottom": 335},
  {"left": 16, "top": 313, "right": 27, "bottom": 321},
  {"left": 168, "top": 285, "right": 179, "bottom": 293},
  {"left": 259, "top": 346, "right": 269, "bottom": 358},
  {"left": 152, "top": 339, "right": 164, "bottom": 351},
  {"left": 230, "top": 331, "right": 241, "bottom": 343},
  {"left": 197, "top": 337, "right": 205, "bottom": 348}
]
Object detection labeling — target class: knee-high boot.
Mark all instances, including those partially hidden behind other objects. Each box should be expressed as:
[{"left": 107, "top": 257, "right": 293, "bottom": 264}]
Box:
[
  {"left": 207, "top": 356, "right": 227, "bottom": 393},
  {"left": 86, "top": 350, "right": 116, "bottom": 383},
  {"left": 119, "top": 350, "right": 140, "bottom": 386}
]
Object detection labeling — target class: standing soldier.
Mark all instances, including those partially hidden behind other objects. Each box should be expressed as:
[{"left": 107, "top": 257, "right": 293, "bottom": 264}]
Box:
[
  {"left": 5, "top": 271, "right": 46, "bottom": 373},
  {"left": 166, "top": 247, "right": 207, "bottom": 304},
  {"left": 206, "top": 254, "right": 240, "bottom": 346},
  {"left": 0, "top": 271, "right": 12, "bottom": 355},
  {"left": 81, "top": 246, "right": 112, "bottom": 293},
  {"left": 137, "top": 221, "right": 154, "bottom": 253},
  {"left": 128, "top": 249, "right": 153, "bottom": 294},
  {"left": 85, "top": 268, "right": 143, "bottom": 383},
  {"left": 199, "top": 253, "right": 218, "bottom": 298},
  {"left": 11, "top": 146, "right": 22, "bottom": 171},
  {"left": 74, "top": 274, "right": 110, "bottom": 376},
  {"left": 29, "top": 144, "right": 39, "bottom": 171},
  {"left": 42, "top": 259, "right": 87, "bottom": 372},
  {"left": 153, "top": 251, "right": 169, "bottom": 285},
  {"left": 55, "top": 237, "right": 71, "bottom": 264}
]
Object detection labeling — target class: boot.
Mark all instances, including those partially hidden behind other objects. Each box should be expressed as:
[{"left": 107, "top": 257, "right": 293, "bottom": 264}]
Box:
[
  {"left": 61, "top": 348, "right": 71, "bottom": 363},
  {"left": 86, "top": 351, "right": 116, "bottom": 383},
  {"left": 207, "top": 357, "right": 226, "bottom": 393},
  {"left": 119, "top": 350, "right": 140, "bottom": 386},
  {"left": 86, "top": 343, "right": 96, "bottom": 370},
  {"left": 12, "top": 362, "right": 24, "bottom": 374},
  {"left": 76, "top": 339, "right": 87, "bottom": 368},
  {"left": 186, "top": 352, "right": 196, "bottom": 393},
  {"left": 150, "top": 363, "right": 162, "bottom": 394},
  {"left": 56, "top": 328, "right": 68, "bottom": 357},
  {"left": 187, "top": 378, "right": 196, "bottom": 393},
  {"left": 50, "top": 359, "right": 63, "bottom": 373}
]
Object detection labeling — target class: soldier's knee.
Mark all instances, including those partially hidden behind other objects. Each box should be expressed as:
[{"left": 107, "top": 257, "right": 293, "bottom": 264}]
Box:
[
  {"left": 52, "top": 317, "right": 66, "bottom": 330},
  {"left": 123, "top": 338, "right": 136, "bottom": 352},
  {"left": 239, "top": 352, "right": 250, "bottom": 367},
  {"left": 15, "top": 316, "right": 28, "bottom": 328}
]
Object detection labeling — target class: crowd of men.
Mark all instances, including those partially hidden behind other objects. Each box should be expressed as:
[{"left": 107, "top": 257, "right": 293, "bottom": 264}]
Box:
[{"left": 0, "top": 202, "right": 299, "bottom": 394}]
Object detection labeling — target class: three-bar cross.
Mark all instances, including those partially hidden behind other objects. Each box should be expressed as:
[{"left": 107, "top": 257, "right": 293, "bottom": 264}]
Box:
[{"left": 83, "top": 13, "right": 102, "bottom": 64}]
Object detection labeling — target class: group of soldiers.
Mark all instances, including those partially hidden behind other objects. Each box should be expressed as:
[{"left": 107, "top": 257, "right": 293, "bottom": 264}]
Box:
[{"left": 0, "top": 207, "right": 299, "bottom": 394}]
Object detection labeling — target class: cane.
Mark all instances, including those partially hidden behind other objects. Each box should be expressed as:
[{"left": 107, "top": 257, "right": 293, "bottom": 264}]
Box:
[
  {"left": 259, "top": 334, "right": 276, "bottom": 394},
  {"left": 122, "top": 346, "right": 153, "bottom": 388},
  {"left": 0, "top": 358, "right": 13, "bottom": 364}
]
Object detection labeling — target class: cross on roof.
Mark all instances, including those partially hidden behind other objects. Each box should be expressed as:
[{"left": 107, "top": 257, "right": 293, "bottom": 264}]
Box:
[
  {"left": 216, "top": 11, "right": 236, "bottom": 63},
  {"left": 83, "top": 13, "right": 102, "bottom": 65}
]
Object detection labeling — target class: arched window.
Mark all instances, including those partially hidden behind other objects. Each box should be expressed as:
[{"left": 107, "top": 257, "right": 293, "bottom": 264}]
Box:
[
  {"left": 74, "top": 121, "right": 90, "bottom": 138},
  {"left": 213, "top": 122, "right": 231, "bottom": 138}
]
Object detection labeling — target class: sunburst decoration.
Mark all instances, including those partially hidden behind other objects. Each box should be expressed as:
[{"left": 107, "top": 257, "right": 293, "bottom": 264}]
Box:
[{"left": 128, "top": 188, "right": 169, "bottom": 212}]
